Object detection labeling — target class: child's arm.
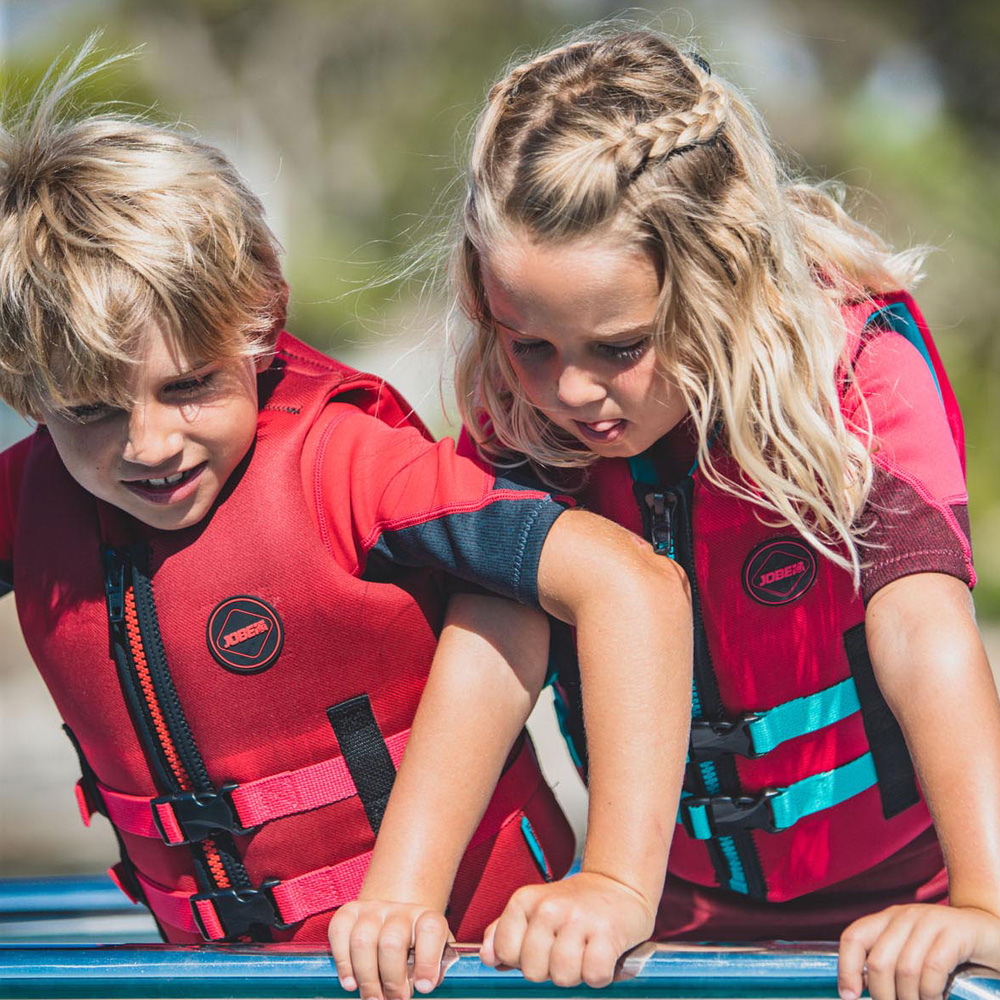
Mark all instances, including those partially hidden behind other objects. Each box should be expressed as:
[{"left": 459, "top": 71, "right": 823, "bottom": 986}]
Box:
[
  {"left": 838, "top": 572, "right": 1000, "bottom": 1000},
  {"left": 330, "top": 509, "right": 692, "bottom": 997},
  {"left": 330, "top": 592, "right": 550, "bottom": 1000},
  {"left": 482, "top": 511, "right": 692, "bottom": 987}
]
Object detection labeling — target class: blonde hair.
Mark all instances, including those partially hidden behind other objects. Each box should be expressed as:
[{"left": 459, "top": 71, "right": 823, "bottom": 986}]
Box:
[
  {"left": 454, "top": 28, "right": 925, "bottom": 578},
  {"left": 0, "top": 38, "right": 286, "bottom": 419}
]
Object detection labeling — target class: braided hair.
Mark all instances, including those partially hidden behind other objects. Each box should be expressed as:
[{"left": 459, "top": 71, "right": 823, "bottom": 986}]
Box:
[{"left": 453, "top": 29, "right": 926, "bottom": 581}]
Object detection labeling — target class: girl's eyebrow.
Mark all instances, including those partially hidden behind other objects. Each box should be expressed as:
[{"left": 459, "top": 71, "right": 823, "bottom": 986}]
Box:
[
  {"left": 493, "top": 316, "right": 525, "bottom": 335},
  {"left": 496, "top": 317, "right": 654, "bottom": 340}
]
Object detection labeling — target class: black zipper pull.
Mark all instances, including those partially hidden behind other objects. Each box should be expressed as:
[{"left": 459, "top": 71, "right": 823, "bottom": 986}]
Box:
[
  {"left": 102, "top": 546, "right": 127, "bottom": 624},
  {"left": 645, "top": 490, "right": 677, "bottom": 559}
]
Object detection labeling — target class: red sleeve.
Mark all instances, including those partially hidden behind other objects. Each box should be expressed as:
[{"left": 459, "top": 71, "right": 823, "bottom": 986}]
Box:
[
  {"left": 302, "top": 405, "right": 567, "bottom": 607},
  {"left": 845, "top": 330, "right": 973, "bottom": 603},
  {"left": 0, "top": 435, "right": 33, "bottom": 593}
]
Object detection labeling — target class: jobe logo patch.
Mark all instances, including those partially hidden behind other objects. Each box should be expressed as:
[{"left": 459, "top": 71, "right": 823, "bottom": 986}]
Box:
[
  {"left": 207, "top": 596, "right": 283, "bottom": 673},
  {"left": 743, "top": 538, "right": 817, "bottom": 606}
]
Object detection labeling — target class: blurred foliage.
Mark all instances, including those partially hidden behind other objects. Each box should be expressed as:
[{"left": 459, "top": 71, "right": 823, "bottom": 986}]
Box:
[{"left": 2, "top": 0, "right": 998, "bottom": 611}]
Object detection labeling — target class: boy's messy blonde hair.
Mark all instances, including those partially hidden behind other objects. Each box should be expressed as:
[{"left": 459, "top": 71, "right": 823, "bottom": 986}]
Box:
[
  {"left": 0, "top": 38, "right": 286, "bottom": 419},
  {"left": 454, "top": 28, "right": 925, "bottom": 578}
]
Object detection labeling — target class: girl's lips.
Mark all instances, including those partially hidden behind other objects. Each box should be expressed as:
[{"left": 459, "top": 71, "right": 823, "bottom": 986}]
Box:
[
  {"left": 574, "top": 419, "right": 627, "bottom": 443},
  {"left": 122, "top": 462, "right": 206, "bottom": 505}
]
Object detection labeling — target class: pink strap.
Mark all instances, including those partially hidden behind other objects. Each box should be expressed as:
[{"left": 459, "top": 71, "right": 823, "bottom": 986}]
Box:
[
  {"left": 129, "top": 737, "right": 541, "bottom": 938},
  {"left": 74, "top": 781, "right": 94, "bottom": 828},
  {"left": 95, "top": 729, "right": 410, "bottom": 844},
  {"left": 136, "top": 851, "right": 372, "bottom": 939},
  {"left": 234, "top": 729, "right": 406, "bottom": 828}
]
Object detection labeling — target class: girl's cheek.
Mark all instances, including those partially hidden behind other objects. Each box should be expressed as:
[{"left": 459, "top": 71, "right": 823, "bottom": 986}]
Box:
[{"left": 506, "top": 354, "right": 548, "bottom": 400}]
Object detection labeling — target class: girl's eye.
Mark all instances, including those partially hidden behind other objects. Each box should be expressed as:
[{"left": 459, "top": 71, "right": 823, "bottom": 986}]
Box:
[
  {"left": 598, "top": 338, "right": 650, "bottom": 362},
  {"left": 509, "top": 339, "right": 551, "bottom": 358}
]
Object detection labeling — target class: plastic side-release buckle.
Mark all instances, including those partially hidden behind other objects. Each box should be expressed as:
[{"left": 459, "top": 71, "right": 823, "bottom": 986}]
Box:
[
  {"left": 688, "top": 714, "right": 763, "bottom": 761},
  {"left": 680, "top": 788, "right": 782, "bottom": 838},
  {"left": 190, "top": 879, "right": 289, "bottom": 940},
  {"left": 151, "top": 783, "right": 248, "bottom": 846}
]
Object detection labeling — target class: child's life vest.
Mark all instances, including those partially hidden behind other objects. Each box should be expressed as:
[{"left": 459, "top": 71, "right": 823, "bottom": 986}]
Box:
[
  {"left": 12, "top": 333, "right": 574, "bottom": 943},
  {"left": 552, "top": 291, "right": 969, "bottom": 903}
]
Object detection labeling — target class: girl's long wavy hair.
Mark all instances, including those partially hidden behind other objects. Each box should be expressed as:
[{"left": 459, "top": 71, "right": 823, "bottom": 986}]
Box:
[{"left": 454, "top": 28, "right": 925, "bottom": 580}]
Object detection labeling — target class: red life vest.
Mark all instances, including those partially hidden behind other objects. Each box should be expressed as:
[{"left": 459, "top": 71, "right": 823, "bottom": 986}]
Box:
[
  {"left": 554, "top": 292, "right": 964, "bottom": 903},
  {"left": 14, "top": 332, "right": 573, "bottom": 942}
]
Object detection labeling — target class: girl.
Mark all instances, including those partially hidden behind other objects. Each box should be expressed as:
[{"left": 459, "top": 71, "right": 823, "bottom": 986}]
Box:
[{"left": 332, "top": 27, "right": 1000, "bottom": 1000}]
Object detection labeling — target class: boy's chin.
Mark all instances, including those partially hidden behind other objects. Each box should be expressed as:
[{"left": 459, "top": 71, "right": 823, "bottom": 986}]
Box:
[{"left": 117, "top": 493, "right": 213, "bottom": 532}]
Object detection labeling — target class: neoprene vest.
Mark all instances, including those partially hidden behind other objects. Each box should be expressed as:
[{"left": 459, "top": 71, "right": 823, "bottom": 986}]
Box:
[
  {"left": 14, "top": 333, "right": 573, "bottom": 943},
  {"left": 553, "top": 292, "right": 965, "bottom": 903}
]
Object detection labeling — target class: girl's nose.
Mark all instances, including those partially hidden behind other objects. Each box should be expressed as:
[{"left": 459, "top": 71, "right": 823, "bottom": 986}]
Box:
[
  {"left": 121, "top": 403, "right": 185, "bottom": 467},
  {"left": 556, "top": 365, "right": 606, "bottom": 410}
]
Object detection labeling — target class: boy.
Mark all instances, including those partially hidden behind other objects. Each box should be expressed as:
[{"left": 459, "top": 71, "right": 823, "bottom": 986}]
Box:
[{"left": 0, "top": 46, "right": 691, "bottom": 945}]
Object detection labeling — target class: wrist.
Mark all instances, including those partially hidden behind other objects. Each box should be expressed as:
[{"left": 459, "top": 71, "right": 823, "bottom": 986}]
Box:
[
  {"left": 577, "top": 864, "right": 659, "bottom": 922},
  {"left": 358, "top": 878, "right": 448, "bottom": 910}
]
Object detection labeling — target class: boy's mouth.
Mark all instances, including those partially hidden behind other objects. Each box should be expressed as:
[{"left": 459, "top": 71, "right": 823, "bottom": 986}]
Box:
[{"left": 122, "top": 463, "right": 206, "bottom": 504}]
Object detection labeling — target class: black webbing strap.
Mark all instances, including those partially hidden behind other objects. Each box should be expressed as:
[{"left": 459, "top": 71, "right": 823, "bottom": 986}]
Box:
[
  {"left": 327, "top": 694, "right": 397, "bottom": 835},
  {"left": 62, "top": 724, "right": 147, "bottom": 906},
  {"left": 843, "top": 623, "right": 920, "bottom": 818}
]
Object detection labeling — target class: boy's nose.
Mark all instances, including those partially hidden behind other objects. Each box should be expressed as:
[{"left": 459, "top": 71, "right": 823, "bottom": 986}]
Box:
[
  {"left": 121, "top": 404, "right": 185, "bottom": 467},
  {"left": 556, "top": 365, "right": 606, "bottom": 410}
]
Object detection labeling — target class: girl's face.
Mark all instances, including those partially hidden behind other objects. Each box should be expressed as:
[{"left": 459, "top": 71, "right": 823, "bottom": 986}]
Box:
[
  {"left": 481, "top": 232, "right": 689, "bottom": 458},
  {"left": 38, "top": 318, "right": 265, "bottom": 531}
]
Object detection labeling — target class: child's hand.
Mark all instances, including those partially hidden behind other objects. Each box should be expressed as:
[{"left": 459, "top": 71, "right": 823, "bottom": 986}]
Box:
[
  {"left": 480, "top": 872, "right": 656, "bottom": 988},
  {"left": 329, "top": 900, "right": 452, "bottom": 1000},
  {"left": 838, "top": 904, "right": 1000, "bottom": 1000}
]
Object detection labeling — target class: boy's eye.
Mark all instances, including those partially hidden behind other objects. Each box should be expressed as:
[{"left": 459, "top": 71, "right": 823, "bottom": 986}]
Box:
[
  {"left": 164, "top": 372, "right": 215, "bottom": 397},
  {"left": 597, "top": 338, "right": 650, "bottom": 362},
  {"left": 66, "top": 401, "right": 116, "bottom": 423}
]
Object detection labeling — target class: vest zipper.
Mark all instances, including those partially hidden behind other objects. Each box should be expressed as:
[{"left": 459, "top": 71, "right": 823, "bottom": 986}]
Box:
[
  {"left": 102, "top": 543, "right": 264, "bottom": 934},
  {"left": 636, "top": 474, "right": 769, "bottom": 900}
]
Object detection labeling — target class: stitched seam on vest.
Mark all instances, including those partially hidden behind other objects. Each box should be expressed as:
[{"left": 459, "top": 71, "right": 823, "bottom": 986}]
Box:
[
  {"left": 871, "top": 455, "right": 973, "bottom": 572},
  {"left": 512, "top": 501, "right": 547, "bottom": 600},
  {"left": 312, "top": 408, "right": 363, "bottom": 567},
  {"left": 361, "top": 491, "right": 553, "bottom": 552}
]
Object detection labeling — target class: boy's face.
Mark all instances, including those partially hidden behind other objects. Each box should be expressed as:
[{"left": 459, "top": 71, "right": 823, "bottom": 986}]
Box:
[{"left": 38, "top": 319, "right": 266, "bottom": 531}]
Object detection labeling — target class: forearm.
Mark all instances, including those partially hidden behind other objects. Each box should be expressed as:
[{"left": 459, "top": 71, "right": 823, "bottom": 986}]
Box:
[
  {"left": 577, "top": 579, "right": 690, "bottom": 907},
  {"left": 538, "top": 509, "right": 692, "bottom": 911},
  {"left": 360, "top": 593, "right": 549, "bottom": 907},
  {"left": 867, "top": 575, "right": 1000, "bottom": 919}
]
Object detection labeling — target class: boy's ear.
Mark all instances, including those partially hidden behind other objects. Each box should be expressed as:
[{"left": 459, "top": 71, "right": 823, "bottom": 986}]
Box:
[{"left": 255, "top": 281, "right": 290, "bottom": 374}]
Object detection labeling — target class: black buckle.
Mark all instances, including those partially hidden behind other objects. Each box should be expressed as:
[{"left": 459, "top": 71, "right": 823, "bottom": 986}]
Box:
[
  {"left": 190, "top": 879, "right": 289, "bottom": 940},
  {"left": 644, "top": 491, "right": 676, "bottom": 556},
  {"left": 689, "top": 714, "right": 763, "bottom": 761},
  {"left": 151, "top": 783, "right": 247, "bottom": 845},
  {"left": 680, "top": 789, "right": 781, "bottom": 837}
]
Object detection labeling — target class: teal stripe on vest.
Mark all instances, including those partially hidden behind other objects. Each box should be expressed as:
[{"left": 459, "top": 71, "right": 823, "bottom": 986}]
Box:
[
  {"left": 749, "top": 678, "right": 861, "bottom": 755},
  {"left": 679, "top": 752, "right": 878, "bottom": 838},
  {"left": 866, "top": 302, "right": 942, "bottom": 401},
  {"left": 770, "top": 752, "right": 878, "bottom": 830},
  {"left": 628, "top": 453, "right": 660, "bottom": 484}
]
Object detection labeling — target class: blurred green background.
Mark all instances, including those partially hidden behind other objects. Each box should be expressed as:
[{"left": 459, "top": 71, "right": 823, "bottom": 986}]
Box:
[{"left": 1, "top": 0, "right": 998, "bottom": 612}]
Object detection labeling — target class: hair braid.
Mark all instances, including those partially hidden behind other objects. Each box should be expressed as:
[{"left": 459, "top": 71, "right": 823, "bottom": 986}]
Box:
[
  {"left": 455, "top": 28, "right": 925, "bottom": 581},
  {"left": 631, "top": 77, "right": 730, "bottom": 161}
]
